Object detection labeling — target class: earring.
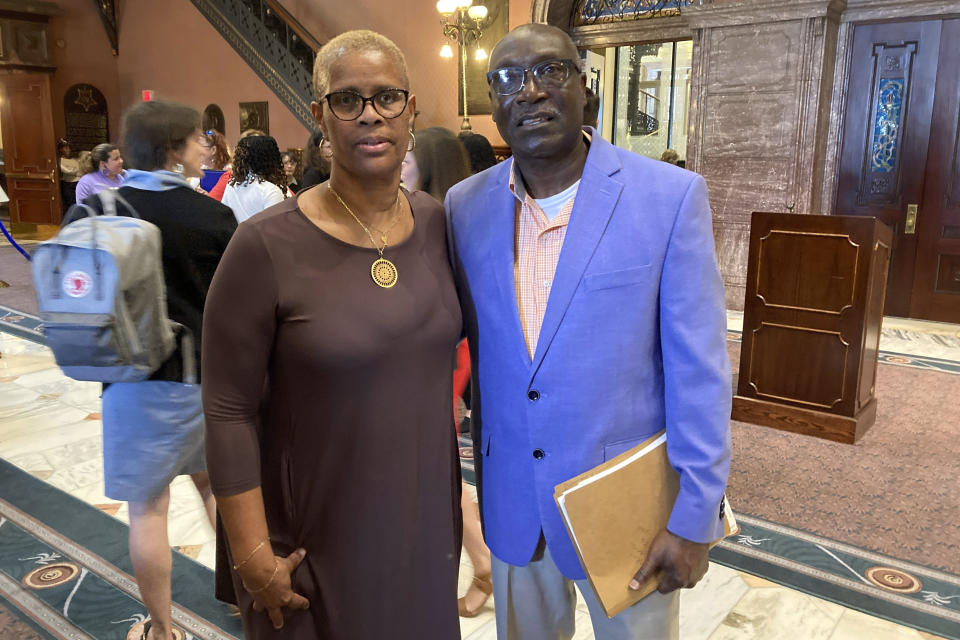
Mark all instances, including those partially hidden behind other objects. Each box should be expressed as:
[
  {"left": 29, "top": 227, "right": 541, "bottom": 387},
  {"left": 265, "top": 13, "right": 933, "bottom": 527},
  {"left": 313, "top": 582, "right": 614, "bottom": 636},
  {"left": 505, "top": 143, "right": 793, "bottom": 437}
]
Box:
[
  {"left": 173, "top": 163, "right": 184, "bottom": 174},
  {"left": 407, "top": 129, "right": 416, "bottom": 152}
]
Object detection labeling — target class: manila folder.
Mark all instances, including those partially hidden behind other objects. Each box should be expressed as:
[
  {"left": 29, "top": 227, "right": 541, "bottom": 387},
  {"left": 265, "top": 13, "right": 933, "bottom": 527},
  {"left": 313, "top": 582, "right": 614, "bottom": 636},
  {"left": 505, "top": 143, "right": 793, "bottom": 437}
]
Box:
[{"left": 553, "top": 429, "right": 737, "bottom": 618}]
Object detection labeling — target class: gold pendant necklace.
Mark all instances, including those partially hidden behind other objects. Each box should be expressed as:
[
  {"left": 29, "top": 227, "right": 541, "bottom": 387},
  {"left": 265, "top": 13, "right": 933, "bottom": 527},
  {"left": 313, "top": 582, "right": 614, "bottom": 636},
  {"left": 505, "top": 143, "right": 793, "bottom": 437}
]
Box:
[{"left": 328, "top": 184, "right": 401, "bottom": 288}]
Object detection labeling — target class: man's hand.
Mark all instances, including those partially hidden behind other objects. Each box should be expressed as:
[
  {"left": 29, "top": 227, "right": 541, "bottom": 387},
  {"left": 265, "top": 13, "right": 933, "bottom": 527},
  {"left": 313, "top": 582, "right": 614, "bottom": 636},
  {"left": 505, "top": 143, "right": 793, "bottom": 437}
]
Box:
[{"left": 628, "top": 529, "right": 709, "bottom": 594}]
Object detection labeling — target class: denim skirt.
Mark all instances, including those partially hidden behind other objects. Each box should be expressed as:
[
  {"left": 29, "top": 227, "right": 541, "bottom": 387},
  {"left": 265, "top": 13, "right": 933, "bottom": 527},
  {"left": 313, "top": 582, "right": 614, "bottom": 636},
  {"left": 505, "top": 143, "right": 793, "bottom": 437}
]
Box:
[{"left": 101, "top": 381, "right": 206, "bottom": 502}]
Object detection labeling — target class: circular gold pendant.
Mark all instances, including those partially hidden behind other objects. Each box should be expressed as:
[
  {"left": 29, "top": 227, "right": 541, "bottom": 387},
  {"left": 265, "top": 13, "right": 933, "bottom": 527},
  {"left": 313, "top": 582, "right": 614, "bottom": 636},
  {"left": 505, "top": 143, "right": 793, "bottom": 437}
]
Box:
[{"left": 371, "top": 258, "right": 398, "bottom": 288}]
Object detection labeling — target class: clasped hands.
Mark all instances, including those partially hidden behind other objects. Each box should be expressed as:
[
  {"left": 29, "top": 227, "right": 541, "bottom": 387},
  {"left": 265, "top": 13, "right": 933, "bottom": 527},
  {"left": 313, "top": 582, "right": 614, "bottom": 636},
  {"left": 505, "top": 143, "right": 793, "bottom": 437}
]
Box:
[
  {"left": 629, "top": 529, "right": 710, "bottom": 593},
  {"left": 238, "top": 547, "right": 310, "bottom": 630}
]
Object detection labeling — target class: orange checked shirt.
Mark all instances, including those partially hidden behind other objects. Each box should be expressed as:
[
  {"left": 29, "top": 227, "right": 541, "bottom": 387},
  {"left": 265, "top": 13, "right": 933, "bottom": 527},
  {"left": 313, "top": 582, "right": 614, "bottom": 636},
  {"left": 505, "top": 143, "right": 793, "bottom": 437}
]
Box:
[{"left": 509, "top": 161, "right": 579, "bottom": 359}]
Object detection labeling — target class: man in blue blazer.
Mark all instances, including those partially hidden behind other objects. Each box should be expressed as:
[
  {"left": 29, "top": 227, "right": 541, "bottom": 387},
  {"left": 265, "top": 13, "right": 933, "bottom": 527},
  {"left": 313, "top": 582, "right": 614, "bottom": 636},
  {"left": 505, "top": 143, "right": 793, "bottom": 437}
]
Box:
[{"left": 445, "top": 23, "right": 732, "bottom": 639}]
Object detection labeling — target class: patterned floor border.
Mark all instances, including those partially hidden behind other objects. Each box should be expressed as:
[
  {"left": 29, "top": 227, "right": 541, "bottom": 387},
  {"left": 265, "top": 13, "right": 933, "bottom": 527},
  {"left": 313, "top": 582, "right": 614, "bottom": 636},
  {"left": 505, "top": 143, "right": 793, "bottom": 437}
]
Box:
[
  {"left": 0, "top": 460, "right": 241, "bottom": 640},
  {"left": 0, "top": 304, "right": 44, "bottom": 344},
  {"left": 711, "top": 513, "right": 960, "bottom": 639}
]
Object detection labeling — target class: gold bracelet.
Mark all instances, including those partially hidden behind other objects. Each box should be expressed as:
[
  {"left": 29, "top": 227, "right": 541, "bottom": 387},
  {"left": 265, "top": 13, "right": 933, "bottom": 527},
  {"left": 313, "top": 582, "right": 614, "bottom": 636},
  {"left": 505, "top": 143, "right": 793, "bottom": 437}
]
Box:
[
  {"left": 243, "top": 558, "right": 279, "bottom": 594},
  {"left": 232, "top": 538, "right": 270, "bottom": 571}
]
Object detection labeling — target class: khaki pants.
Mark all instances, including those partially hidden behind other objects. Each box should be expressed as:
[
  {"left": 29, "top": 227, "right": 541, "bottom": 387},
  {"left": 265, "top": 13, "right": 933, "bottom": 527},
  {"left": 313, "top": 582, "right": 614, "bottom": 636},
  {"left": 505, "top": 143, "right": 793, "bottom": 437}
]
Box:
[{"left": 491, "top": 536, "right": 679, "bottom": 640}]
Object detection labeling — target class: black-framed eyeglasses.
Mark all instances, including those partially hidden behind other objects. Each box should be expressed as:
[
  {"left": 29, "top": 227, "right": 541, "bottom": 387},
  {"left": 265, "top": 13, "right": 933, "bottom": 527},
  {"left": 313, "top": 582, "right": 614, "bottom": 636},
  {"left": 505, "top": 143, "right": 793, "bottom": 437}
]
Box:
[
  {"left": 486, "top": 58, "right": 580, "bottom": 96},
  {"left": 323, "top": 88, "right": 410, "bottom": 121}
]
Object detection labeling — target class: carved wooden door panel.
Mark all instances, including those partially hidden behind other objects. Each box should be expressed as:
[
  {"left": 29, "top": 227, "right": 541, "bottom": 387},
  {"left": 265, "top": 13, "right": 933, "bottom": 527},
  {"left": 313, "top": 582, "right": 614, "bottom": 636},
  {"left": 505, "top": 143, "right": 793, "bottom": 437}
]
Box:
[
  {"left": 835, "top": 20, "right": 941, "bottom": 317},
  {"left": 0, "top": 73, "right": 60, "bottom": 225},
  {"left": 909, "top": 19, "right": 960, "bottom": 323}
]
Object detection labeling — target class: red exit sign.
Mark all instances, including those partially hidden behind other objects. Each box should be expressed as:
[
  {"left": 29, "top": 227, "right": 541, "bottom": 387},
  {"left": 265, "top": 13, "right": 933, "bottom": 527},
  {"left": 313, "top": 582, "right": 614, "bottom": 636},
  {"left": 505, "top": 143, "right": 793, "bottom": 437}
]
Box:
[{"left": 141, "top": 90, "right": 154, "bottom": 101}]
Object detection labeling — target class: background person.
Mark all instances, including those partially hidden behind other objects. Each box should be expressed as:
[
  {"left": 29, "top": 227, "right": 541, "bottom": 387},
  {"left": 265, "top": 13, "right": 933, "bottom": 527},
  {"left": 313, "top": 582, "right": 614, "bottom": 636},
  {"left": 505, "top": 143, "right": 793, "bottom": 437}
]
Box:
[
  {"left": 281, "top": 151, "right": 302, "bottom": 193},
  {"left": 220, "top": 135, "right": 288, "bottom": 224},
  {"left": 208, "top": 129, "right": 266, "bottom": 201},
  {"left": 202, "top": 29, "right": 462, "bottom": 639},
  {"left": 298, "top": 130, "right": 332, "bottom": 191},
  {"left": 75, "top": 143, "right": 125, "bottom": 202},
  {"left": 91, "top": 99, "right": 237, "bottom": 640},
  {"left": 58, "top": 138, "right": 82, "bottom": 211},
  {"left": 459, "top": 132, "right": 499, "bottom": 175}
]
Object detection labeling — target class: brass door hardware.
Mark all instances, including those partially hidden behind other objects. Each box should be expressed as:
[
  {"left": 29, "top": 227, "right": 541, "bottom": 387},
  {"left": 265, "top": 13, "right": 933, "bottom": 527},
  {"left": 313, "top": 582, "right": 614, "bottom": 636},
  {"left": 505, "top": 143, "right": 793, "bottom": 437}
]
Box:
[
  {"left": 6, "top": 171, "right": 56, "bottom": 182},
  {"left": 904, "top": 204, "right": 919, "bottom": 235}
]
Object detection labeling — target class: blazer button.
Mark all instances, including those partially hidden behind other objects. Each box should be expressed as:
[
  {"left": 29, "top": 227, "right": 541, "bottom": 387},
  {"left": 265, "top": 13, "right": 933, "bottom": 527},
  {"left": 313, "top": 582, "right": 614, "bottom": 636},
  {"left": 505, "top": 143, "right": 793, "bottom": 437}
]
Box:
[
  {"left": 533, "top": 448, "right": 545, "bottom": 460},
  {"left": 528, "top": 390, "right": 540, "bottom": 401}
]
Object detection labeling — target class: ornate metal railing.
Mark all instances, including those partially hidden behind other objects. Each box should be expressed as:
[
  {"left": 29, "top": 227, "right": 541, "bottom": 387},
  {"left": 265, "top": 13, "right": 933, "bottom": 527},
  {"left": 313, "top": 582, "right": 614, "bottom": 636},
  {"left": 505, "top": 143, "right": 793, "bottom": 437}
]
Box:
[
  {"left": 574, "top": 0, "right": 706, "bottom": 26},
  {"left": 188, "top": 0, "right": 322, "bottom": 129}
]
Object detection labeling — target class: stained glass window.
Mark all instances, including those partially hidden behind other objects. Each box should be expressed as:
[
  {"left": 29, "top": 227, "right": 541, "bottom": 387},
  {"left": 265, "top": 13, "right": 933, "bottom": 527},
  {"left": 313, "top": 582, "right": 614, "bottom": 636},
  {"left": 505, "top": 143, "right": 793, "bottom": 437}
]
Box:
[
  {"left": 871, "top": 78, "right": 904, "bottom": 173},
  {"left": 575, "top": 0, "right": 703, "bottom": 27}
]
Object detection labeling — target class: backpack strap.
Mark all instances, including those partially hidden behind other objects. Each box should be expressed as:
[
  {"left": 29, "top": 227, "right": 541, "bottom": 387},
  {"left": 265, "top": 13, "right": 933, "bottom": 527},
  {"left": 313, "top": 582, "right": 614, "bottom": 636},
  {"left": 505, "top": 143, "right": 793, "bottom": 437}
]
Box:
[{"left": 172, "top": 323, "right": 198, "bottom": 385}]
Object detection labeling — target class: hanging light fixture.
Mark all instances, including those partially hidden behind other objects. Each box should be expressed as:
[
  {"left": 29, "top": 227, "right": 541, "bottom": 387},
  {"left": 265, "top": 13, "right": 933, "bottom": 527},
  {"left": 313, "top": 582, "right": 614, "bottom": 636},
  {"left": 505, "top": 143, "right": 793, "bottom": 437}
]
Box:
[{"left": 437, "top": 0, "right": 487, "bottom": 131}]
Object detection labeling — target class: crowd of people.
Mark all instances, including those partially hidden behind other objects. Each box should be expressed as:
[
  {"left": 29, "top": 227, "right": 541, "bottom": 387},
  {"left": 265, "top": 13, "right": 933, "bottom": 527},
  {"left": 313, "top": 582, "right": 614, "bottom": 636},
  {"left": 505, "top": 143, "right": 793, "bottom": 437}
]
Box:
[{"left": 63, "top": 23, "right": 726, "bottom": 640}]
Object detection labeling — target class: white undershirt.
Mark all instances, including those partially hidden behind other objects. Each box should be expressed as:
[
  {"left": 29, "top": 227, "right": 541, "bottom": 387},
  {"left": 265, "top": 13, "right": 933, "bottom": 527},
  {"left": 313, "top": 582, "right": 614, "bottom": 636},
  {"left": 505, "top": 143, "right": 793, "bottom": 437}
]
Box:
[{"left": 534, "top": 180, "right": 580, "bottom": 222}]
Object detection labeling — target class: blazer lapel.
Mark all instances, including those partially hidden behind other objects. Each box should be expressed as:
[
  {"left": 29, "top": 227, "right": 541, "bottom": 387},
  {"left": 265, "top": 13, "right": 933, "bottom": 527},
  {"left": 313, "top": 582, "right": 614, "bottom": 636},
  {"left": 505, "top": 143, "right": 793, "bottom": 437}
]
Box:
[
  {"left": 530, "top": 140, "right": 624, "bottom": 378},
  {"left": 482, "top": 165, "right": 531, "bottom": 368}
]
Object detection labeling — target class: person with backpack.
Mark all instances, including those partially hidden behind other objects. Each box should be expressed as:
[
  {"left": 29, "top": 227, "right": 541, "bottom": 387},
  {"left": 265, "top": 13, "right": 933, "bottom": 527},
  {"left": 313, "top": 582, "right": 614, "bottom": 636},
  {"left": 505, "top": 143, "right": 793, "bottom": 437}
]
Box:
[{"left": 85, "top": 100, "right": 236, "bottom": 640}]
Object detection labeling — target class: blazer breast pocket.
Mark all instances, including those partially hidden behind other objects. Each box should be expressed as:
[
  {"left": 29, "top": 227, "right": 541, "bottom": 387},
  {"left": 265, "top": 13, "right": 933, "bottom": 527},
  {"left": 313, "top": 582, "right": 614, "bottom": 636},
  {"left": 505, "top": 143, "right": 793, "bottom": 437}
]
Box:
[{"left": 583, "top": 265, "right": 653, "bottom": 291}]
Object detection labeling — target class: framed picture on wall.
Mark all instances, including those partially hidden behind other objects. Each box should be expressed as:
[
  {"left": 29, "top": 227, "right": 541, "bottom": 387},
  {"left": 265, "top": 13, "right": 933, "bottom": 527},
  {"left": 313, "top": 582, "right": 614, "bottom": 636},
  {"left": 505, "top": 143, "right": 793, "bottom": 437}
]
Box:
[
  {"left": 459, "top": 0, "right": 508, "bottom": 117},
  {"left": 239, "top": 101, "right": 270, "bottom": 135}
]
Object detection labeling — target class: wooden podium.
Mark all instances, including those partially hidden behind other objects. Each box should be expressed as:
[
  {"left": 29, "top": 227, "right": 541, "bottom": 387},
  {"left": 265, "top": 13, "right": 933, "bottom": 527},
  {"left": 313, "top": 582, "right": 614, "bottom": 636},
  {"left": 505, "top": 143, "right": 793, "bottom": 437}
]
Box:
[{"left": 732, "top": 212, "right": 893, "bottom": 444}]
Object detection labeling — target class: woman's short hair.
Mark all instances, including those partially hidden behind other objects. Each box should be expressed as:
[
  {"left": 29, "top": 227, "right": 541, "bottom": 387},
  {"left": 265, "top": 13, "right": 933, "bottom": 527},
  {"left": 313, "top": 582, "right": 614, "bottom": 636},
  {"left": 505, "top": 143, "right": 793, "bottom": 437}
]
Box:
[
  {"left": 412, "top": 127, "right": 470, "bottom": 202},
  {"left": 313, "top": 30, "right": 409, "bottom": 101},
  {"left": 230, "top": 135, "right": 288, "bottom": 197},
  {"left": 89, "top": 143, "right": 119, "bottom": 172},
  {"left": 122, "top": 100, "right": 200, "bottom": 171}
]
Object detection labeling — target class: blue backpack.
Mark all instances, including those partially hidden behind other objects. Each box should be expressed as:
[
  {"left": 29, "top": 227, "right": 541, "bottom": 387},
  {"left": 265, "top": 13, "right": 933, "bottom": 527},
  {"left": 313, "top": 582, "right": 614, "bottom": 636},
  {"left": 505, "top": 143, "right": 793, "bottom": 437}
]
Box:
[{"left": 31, "top": 189, "right": 190, "bottom": 383}]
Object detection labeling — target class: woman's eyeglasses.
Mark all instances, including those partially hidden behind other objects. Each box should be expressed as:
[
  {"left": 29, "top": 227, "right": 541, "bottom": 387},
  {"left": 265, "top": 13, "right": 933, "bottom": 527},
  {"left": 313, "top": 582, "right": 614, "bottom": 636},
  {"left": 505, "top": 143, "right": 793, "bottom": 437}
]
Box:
[
  {"left": 323, "top": 89, "right": 409, "bottom": 121},
  {"left": 486, "top": 59, "right": 579, "bottom": 96}
]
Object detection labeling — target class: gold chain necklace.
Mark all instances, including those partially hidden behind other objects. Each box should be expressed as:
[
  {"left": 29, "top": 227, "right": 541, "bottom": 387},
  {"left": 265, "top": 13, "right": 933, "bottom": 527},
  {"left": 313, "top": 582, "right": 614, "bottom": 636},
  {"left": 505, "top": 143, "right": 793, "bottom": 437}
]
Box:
[{"left": 327, "top": 184, "right": 402, "bottom": 288}]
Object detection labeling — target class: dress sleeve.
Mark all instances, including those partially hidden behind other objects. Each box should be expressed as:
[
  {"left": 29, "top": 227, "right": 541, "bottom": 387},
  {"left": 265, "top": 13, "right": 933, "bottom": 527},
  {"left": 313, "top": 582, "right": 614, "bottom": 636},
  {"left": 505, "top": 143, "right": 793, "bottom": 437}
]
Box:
[{"left": 202, "top": 221, "right": 278, "bottom": 496}]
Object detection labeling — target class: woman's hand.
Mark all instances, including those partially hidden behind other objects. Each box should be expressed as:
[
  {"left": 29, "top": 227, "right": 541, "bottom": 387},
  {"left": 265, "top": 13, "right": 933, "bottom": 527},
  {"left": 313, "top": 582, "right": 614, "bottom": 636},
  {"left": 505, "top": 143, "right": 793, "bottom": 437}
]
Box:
[{"left": 240, "top": 547, "right": 310, "bottom": 629}]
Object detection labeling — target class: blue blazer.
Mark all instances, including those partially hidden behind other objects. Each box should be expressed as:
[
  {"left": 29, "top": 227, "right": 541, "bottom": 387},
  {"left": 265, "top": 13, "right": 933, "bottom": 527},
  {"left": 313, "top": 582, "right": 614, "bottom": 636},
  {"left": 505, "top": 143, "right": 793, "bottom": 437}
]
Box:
[{"left": 445, "top": 132, "right": 732, "bottom": 579}]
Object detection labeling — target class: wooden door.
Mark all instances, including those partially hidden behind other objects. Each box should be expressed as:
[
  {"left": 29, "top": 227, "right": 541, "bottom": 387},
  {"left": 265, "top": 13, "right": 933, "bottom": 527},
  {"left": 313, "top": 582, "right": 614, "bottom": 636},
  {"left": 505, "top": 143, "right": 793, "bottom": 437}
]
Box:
[
  {"left": 0, "top": 73, "right": 60, "bottom": 225},
  {"left": 835, "top": 21, "right": 941, "bottom": 317},
  {"left": 909, "top": 19, "right": 960, "bottom": 322}
]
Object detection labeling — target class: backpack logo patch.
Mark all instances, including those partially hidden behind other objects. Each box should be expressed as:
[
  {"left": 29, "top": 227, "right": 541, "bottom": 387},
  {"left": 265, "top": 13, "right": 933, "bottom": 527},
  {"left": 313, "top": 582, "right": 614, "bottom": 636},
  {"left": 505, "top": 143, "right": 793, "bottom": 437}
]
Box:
[{"left": 63, "top": 271, "right": 93, "bottom": 298}]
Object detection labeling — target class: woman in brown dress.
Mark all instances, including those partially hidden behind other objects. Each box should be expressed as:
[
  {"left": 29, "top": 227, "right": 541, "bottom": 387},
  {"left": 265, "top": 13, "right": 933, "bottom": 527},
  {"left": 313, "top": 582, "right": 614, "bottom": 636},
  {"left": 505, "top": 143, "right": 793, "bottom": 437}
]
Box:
[{"left": 201, "top": 30, "right": 463, "bottom": 638}]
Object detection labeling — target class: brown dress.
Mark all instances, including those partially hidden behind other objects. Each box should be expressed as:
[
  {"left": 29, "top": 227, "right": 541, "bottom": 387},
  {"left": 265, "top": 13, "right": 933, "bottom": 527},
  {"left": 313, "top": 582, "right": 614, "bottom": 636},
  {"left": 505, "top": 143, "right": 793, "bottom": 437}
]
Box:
[{"left": 201, "top": 188, "right": 463, "bottom": 639}]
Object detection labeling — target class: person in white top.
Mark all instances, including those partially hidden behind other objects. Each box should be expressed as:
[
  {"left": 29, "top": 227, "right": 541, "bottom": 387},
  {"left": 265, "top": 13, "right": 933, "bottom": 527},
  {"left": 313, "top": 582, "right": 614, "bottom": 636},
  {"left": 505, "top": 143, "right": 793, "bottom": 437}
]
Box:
[{"left": 221, "top": 135, "right": 289, "bottom": 224}]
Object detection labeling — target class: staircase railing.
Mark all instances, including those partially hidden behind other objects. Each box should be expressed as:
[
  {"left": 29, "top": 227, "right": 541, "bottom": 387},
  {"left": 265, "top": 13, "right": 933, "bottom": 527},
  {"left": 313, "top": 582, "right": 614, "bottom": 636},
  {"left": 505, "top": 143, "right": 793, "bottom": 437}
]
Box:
[{"left": 188, "top": 0, "right": 322, "bottom": 129}]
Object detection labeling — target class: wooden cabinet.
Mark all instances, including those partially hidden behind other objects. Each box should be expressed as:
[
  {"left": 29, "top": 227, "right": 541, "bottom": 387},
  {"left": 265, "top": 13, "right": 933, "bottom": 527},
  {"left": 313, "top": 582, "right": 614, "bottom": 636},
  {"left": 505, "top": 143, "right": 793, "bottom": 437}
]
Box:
[{"left": 732, "top": 212, "right": 893, "bottom": 444}]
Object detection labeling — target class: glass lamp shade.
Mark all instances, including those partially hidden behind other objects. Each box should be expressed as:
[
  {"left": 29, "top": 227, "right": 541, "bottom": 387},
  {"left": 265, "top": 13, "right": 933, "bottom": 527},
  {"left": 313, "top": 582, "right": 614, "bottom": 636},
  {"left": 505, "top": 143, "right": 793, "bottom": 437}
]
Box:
[
  {"left": 440, "top": 44, "right": 454, "bottom": 58},
  {"left": 475, "top": 47, "right": 488, "bottom": 61},
  {"left": 436, "top": 0, "right": 457, "bottom": 15},
  {"left": 467, "top": 4, "right": 488, "bottom": 19}
]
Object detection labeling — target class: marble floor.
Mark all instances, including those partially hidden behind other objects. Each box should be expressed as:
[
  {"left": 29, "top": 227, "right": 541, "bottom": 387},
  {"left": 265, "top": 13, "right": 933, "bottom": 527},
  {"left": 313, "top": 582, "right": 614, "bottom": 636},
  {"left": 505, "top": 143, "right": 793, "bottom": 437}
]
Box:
[{"left": 0, "top": 315, "right": 956, "bottom": 640}]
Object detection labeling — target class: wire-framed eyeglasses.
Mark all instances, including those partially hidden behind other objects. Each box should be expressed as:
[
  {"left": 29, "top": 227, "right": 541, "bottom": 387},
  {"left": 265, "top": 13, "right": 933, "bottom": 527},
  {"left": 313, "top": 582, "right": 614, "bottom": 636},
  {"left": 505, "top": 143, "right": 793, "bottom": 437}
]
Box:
[
  {"left": 323, "top": 88, "right": 410, "bottom": 121},
  {"left": 486, "top": 59, "right": 580, "bottom": 96}
]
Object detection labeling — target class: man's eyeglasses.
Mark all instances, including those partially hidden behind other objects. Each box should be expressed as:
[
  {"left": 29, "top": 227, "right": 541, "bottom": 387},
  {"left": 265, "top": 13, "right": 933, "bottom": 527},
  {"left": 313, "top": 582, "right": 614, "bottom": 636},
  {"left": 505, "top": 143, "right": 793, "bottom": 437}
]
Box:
[
  {"left": 323, "top": 89, "right": 410, "bottom": 121},
  {"left": 486, "top": 59, "right": 580, "bottom": 96}
]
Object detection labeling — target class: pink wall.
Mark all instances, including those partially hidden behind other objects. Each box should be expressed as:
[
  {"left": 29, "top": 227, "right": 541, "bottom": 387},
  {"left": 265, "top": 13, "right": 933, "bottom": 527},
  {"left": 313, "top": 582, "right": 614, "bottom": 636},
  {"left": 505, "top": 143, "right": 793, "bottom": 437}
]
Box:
[
  {"left": 48, "top": 0, "right": 123, "bottom": 145},
  {"left": 47, "top": 0, "right": 536, "bottom": 152},
  {"left": 48, "top": 0, "right": 311, "bottom": 152},
  {"left": 278, "top": 0, "right": 535, "bottom": 146},
  {"left": 114, "top": 0, "right": 310, "bottom": 150}
]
